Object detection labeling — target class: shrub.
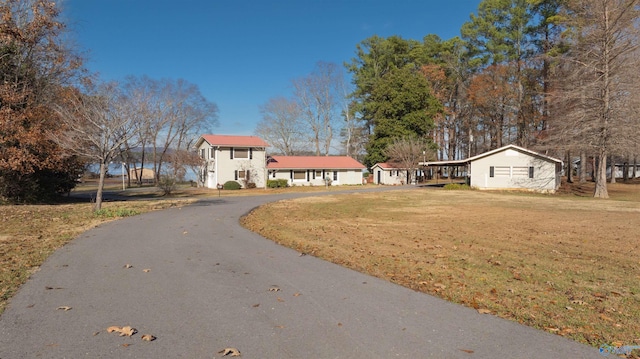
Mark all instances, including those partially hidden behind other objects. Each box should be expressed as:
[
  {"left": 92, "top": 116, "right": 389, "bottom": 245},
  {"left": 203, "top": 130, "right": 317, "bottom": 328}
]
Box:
[
  {"left": 158, "top": 175, "right": 177, "bottom": 195},
  {"left": 267, "top": 179, "right": 289, "bottom": 188},
  {"left": 443, "top": 183, "right": 471, "bottom": 190},
  {"left": 223, "top": 181, "right": 241, "bottom": 190}
]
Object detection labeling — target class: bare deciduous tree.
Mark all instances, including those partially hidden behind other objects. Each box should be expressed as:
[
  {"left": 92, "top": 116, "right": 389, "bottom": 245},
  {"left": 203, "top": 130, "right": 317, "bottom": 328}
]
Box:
[
  {"left": 293, "top": 62, "right": 343, "bottom": 156},
  {"left": 256, "top": 97, "right": 304, "bottom": 155},
  {"left": 121, "top": 76, "right": 218, "bottom": 185},
  {"left": 54, "top": 82, "right": 135, "bottom": 210},
  {"left": 384, "top": 137, "right": 433, "bottom": 185},
  {"left": 550, "top": 0, "right": 640, "bottom": 198}
]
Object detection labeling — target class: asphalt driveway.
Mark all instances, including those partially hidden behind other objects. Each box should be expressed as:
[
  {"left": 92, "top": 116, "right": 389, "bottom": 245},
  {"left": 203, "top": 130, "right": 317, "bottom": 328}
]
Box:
[{"left": 0, "top": 188, "right": 602, "bottom": 358}]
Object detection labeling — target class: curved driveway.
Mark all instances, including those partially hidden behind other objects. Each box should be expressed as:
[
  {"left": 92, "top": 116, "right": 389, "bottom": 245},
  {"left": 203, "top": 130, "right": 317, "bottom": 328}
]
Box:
[{"left": 0, "top": 187, "right": 601, "bottom": 358}]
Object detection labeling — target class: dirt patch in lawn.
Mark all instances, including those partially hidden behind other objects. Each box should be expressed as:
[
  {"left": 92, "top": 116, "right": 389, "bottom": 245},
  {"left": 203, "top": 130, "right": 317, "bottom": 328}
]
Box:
[{"left": 241, "top": 182, "right": 640, "bottom": 351}]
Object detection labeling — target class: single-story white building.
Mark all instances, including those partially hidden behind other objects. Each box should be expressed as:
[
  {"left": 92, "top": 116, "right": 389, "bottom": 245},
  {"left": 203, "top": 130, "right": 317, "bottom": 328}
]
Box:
[
  {"left": 424, "top": 144, "right": 563, "bottom": 193},
  {"left": 267, "top": 156, "right": 365, "bottom": 186},
  {"left": 371, "top": 162, "right": 414, "bottom": 185}
]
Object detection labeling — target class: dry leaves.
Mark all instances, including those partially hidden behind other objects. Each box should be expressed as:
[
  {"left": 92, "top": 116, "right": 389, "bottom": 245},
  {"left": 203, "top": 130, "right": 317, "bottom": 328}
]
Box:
[
  {"left": 218, "top": 347, "right": 241, "bottom": 357},
  {"left": 107, "top": 325, "right": 137, "bottom": 337},
  {"left": 123, "top": 264, "right": 133, "bottom": 269},
  {"left": 56, "top": 306, "right": 72, "bottom": 311},
  {"left": 141, "top": 334, "right": 156, "bottom": 342},
  {"left": 143, "top": 269, "right": 151, "bottom": 273},
  {"left": 268, "top": 286, "right": 280, "bottom": 292},
  {"left": 476, "top": 308, "right": 491, "bottom": 314}
]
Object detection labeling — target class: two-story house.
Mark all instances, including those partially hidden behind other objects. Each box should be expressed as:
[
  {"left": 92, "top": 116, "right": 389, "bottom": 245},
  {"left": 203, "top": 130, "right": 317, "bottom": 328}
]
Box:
[{"left": 194, "top": 134, "right": 269, "bottom": 188}]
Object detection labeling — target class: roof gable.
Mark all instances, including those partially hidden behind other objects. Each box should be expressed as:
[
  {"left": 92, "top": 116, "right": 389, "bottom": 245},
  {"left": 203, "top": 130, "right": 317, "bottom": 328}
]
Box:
[
  {"left": 469, "top": 144, "right": 562, "bottom": 164},
  {"left": 267, "top": 156, "right": 365, "bottom": 170},
  {"left": 197, "top": 134, "right": 269, "bottom": 148},
  {"left": 371, "top": 162, "right": 404, "bottom": 170}
]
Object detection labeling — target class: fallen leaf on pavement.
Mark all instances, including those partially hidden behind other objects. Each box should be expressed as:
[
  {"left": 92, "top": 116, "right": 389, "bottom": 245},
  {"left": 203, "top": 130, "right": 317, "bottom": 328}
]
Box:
[
  {"left": 143, "top": 269, "right": 151, "bottom": 273},
  {"left": 107, "top": 325, "right": 137, "bottom": 337},
  {"left": 477, "top": 308, "right": 491, "bottom": 314},
  {"left": 123, "top": 264, "right": 133, "bottom": 269},
  {"left": 268, "top": 286, "right": 280, "bottom": 292},
  {"left": 56, "top": 306, "right": 72, "bottom": 311},
  {"left": 459, "top": 349, "right": 474, "bottom": 353},
  {"left": 119, "top": 326, "right": 137, "bottom": 337},
  {"left": 141, "top": 334, "right": 156, "bottom": 341},
  {"left": 218, "top": 347, "right": 241, "bottom": 357}
]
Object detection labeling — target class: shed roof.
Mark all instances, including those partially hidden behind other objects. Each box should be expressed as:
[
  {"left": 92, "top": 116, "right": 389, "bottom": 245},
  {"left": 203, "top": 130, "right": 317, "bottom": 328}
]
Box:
[
  {"left": 267, "top": 156, "right": 365, "bottom": 170},
  {"left": 371, "top": 162, "right": 408, "bottom": 170},
  {"left": 422, "top": 144, "right": 562, "bottom": 166},
  {"left": 196, "top": 134, "right": 269, "bottom": 148},
  {"left": 467, "top": 144, "right": 562, "bottom": 164}
]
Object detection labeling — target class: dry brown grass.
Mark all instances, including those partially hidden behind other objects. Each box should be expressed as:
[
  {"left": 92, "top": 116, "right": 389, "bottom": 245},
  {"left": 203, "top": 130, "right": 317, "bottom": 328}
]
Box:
[{"left": 241, "top": 182, "right": 640, "bottom": 351}]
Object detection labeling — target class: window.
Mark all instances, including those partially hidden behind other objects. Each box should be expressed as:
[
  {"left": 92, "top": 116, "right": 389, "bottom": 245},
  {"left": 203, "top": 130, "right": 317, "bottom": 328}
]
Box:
[
  {"left": 209, "top": 148, "right": 215, "bottom": 159},
  {"left": 494, "top": 166, "right": 510, "bottom": 177},
  {"left": 315, "top": 170, "right": 322, "bottom": 178},
  {"left": 529, "top": 166, "right": 534, "bottom": 178},
  {"left": 293, "top": 170, "right": 306, "bottom": 180},
  {"left": 489, "top": 166, "right": 494, "bottom": 178},
  {"left": 512, "top": 166, "right": 529, "bottom": 177},
  {"left": 234, "top": 148, "right": 249, "bottom": 159},
  {"left": 235, "top": 170, "right": 250, "bottom": 181},
  {"left": 333, "top": 171, "right": 337, "bottom": 181}
]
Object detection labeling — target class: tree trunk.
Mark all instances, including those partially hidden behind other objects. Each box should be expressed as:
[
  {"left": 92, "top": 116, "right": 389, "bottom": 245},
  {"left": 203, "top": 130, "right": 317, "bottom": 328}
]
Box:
[
  {"left": 566, "top": 150, "right": 573, "bottom": 183},
  {"left": 610, "top": 159, "right": 616, "bottom": 184},
  {"left": 594, "top": 152, "right": 609, "bottom": 198},
  {"left": 579, "top": 151, "right": 587, "bottom": 183},
  {"left": 623, "top": 158, "right": 629, "bottom": 182},
  {"left": 95, "top": 162, "right": 106, "bottom": 211}
]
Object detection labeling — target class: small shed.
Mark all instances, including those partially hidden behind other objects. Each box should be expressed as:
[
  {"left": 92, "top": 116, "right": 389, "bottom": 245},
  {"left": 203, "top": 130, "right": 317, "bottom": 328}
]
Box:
[
  {"left": 423, "top": 145, "right": 563, "bottom": 192},
  {"left": 128, "top": 168, "right": 155, "bottom": 184},
  {"left": 469, "top": 145, "right": 562, "bottom": 192},
  {"left": 371, "top": 163, "right": 410, "bottom": 185}
]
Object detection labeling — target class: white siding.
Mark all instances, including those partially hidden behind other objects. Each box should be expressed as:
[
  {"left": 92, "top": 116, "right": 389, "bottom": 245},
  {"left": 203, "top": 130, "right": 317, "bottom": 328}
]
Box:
[
  {"left": 198, "top": 143, "right": 267, "bottom": 189},
  {"left": 372, "top": 166, "right": 408, "bottom": 185},
  {"left": 269, "top": 169, "right": 363, "bottom": 186},
  {"left": 470, "top": 149, "right": 560, "bottom": 192}
]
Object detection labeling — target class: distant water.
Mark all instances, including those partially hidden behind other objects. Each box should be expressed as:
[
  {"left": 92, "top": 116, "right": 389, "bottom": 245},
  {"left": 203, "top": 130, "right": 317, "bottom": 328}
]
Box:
[{"left": 87, "top": 163, "right": 197, "bottom": 181}]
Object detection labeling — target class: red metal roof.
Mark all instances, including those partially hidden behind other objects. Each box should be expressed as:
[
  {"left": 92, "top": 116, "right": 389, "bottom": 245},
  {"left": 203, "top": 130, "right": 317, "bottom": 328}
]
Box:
[
  {"left": 267, "top": 156, "right": 365, "bottom": 170},
  {"left": 199, "top": 134, "right": 268, "bottom": 147}
]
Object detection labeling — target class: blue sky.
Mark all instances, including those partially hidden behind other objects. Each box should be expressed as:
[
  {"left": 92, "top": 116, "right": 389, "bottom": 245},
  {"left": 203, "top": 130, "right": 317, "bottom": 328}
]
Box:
[{"left": 63, "top": 0, "right": 481, "bottom": 136}]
